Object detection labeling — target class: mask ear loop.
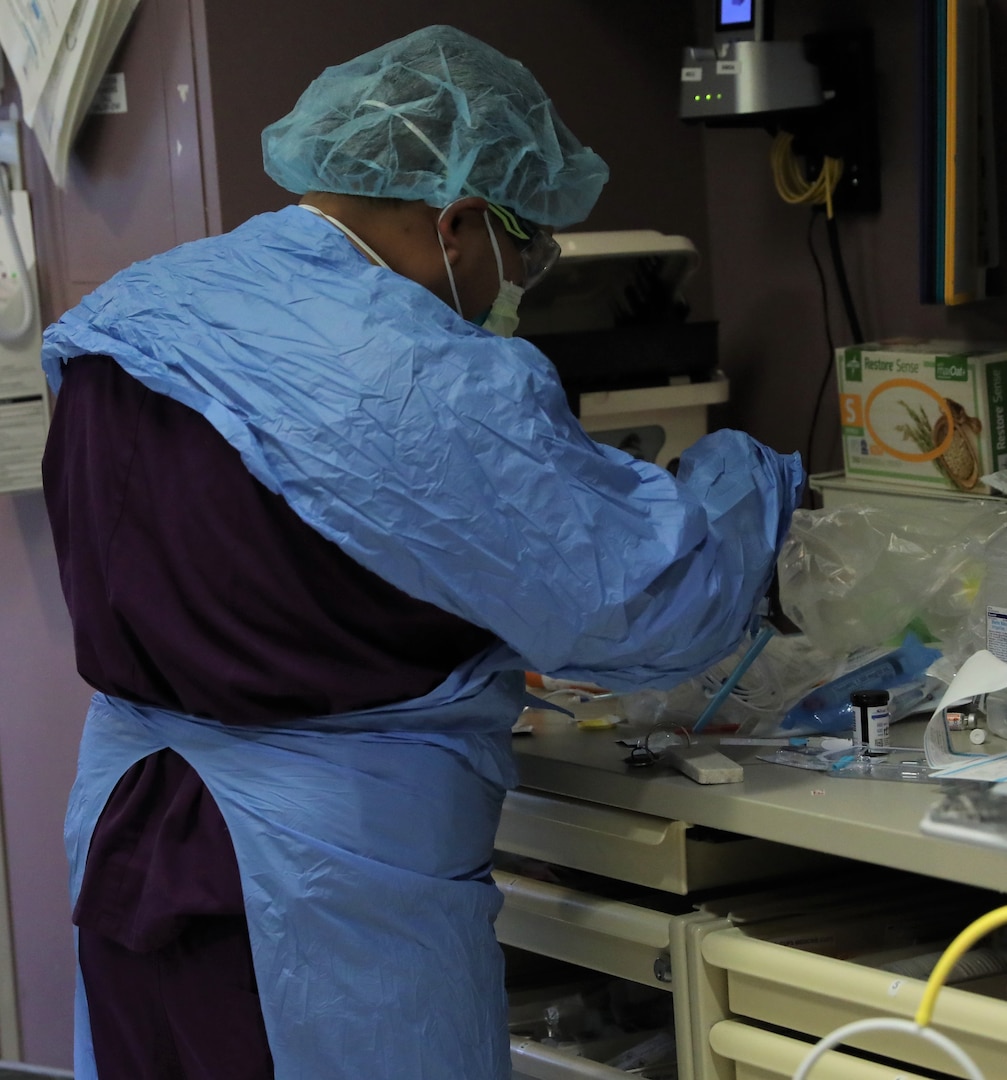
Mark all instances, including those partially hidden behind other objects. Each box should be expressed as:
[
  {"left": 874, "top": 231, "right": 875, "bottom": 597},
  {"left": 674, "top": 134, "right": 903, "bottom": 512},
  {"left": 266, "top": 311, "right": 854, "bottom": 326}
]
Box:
[
  {"left": 482, "top": 211, "right": 506, "bottom": 285},
  {"left": 436, "top": 203, "right": 510, "bottom": 318}
]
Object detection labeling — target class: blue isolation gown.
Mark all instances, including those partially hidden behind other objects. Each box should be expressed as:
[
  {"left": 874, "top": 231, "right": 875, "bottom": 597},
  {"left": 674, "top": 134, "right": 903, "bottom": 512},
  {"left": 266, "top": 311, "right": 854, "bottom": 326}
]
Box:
[{"left": 43, "top": 205, "right": 804, "bottom": 1079}]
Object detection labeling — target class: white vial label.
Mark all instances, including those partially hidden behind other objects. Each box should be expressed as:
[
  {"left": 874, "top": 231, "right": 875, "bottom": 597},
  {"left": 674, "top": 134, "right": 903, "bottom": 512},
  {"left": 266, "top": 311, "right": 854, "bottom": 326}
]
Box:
[
  {"left": 987, "top": 606, "right": 1007, "bottom": 662},
  {"left": 859, "top": 704, "right": 890, "bottom": 748}
]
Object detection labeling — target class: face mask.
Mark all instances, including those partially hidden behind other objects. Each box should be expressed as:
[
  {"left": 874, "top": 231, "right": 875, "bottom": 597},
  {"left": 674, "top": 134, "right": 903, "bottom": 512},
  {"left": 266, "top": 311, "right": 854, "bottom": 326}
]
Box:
[
  {"left": 437, "top": 204, "right": 525, "bottom": 337},
  {"left": 480, "top": 280, "right": 524, "bottom": 338},
  {"left": 479, "top": 218, "right": 524, "bottom": 337}
]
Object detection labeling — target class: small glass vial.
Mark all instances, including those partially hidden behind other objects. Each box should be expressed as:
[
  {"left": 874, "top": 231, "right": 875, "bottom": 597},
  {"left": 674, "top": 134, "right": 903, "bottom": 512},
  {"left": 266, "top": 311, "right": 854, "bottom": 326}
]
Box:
[
  {"left": 542, "top": 1006, "right": 565, "bottom": 1047},
  {"left": 850, "top": 689, "right": 890, "bottom": 750},
  {"left": 944, "top": 707, "right": 977, "bottom": 731},
  {"left": 541, "top": 1006, "right": 582, "bottom": 1056}
]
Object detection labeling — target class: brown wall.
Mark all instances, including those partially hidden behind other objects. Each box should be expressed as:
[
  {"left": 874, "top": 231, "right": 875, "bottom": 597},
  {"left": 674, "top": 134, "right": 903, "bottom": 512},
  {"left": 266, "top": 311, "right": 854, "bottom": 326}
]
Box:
[
  {"left": 699, "top": 0, "right": 1007, "bottom": 476},
  {"left": 24, "top": 0, "right": 1007, "bottom": 473},
  {"left": 20, "top": 0, "right": 712, "bottom": 321}
]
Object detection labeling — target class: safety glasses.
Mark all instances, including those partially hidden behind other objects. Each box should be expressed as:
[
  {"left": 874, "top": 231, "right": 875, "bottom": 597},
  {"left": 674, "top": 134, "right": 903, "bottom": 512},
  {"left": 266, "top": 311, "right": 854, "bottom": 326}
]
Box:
[{"left": 486, "top": 203, "right": 561, "bottom": 290}]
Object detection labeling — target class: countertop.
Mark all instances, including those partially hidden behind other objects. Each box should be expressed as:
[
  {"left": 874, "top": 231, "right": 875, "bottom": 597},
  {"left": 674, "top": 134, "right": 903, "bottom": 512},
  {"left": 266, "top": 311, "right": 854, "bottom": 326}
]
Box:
[{"left": 510, "top": 715, "right": 1007, "bottom": 894}]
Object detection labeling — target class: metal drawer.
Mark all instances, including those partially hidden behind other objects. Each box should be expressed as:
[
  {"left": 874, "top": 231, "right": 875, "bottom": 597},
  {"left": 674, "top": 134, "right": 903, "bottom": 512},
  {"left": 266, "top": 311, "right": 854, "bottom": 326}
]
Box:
[
  {"left": 498, "top": 874, "right": 733, "bottom": 1080},
  {"left": 709, "top": 1020, "right": 932, "bottom": 1079},
  {"left": 494, "top": 871, "right": 686, "bottom": 990},
  {"left": 497, "top": 789, "right": 828, "bottom": 895},
  {"left": 701, "top": 928, "right": 1007, "bottom": 1078}
]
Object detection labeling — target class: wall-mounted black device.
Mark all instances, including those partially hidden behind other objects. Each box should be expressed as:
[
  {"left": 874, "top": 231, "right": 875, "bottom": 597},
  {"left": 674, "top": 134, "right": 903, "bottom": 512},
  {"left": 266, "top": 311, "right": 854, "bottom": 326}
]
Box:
[
  {"left": 681, "top": 1, "right": 881, "bottom": 214},
  {"left": 682, "top": 0, "right": 822, "bottom": 121}
]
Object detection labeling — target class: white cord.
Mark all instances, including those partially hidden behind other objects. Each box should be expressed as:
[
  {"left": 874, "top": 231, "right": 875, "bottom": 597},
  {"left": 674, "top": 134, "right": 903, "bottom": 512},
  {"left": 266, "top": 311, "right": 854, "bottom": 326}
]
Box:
[
  {"left": 792, "top": 1017, "right": 985, "bottom": 1080},
  {"left": 0, "top": 162, "right": 35, "bottom": 343}
]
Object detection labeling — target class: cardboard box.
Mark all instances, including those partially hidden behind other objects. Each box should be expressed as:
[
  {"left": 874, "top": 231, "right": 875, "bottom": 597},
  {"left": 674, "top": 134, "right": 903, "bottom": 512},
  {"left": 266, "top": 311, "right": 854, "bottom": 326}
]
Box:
[{"left": 837, "top": 339, "right": 1007, "bottom": 495}]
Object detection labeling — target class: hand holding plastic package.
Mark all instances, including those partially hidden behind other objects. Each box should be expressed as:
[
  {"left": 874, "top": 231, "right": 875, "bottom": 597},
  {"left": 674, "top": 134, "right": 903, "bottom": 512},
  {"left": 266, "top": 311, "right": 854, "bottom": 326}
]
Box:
[
  {"left": 42, "top": 206, "right": 803, "bottom": 695},
  {"left": 778, "top": 503, "right": 996, "bottom": 658}
]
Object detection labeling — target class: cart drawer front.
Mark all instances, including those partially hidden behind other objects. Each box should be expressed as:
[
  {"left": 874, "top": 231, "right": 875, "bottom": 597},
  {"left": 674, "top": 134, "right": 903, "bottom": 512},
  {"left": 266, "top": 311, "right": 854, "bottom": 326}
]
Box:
[
  {"left": 494, "top": 872, "right": 675, "bottom": 990},
  {"left": 702, "top": 928, "right": 1007, "bottom": 1076},
  {"left": 710, "top": 1020, "right": 932, "bottom": 1079},
  {"left": 497, "top": 790, "right": 691, "bottom": 892},
  {"left": 497, "top": 789, "right": 830, "bottom": 895}
]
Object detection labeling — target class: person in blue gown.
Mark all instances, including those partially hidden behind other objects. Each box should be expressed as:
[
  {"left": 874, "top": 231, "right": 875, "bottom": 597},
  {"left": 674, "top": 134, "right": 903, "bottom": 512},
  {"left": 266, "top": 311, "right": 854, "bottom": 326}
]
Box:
[{"left": 40, "top": 24, "right": 804, "bottom": 1080}]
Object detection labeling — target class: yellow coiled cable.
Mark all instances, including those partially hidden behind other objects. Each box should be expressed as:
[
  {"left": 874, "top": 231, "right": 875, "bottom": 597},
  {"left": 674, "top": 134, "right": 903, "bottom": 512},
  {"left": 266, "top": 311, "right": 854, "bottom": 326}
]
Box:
[{"left": 770, "top": 130, "right": 844, "bottom": 219}]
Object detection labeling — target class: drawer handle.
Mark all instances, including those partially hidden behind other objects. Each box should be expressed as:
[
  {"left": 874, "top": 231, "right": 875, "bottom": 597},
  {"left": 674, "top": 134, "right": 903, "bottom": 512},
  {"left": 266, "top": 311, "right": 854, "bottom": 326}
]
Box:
[{"left": 653, "top": 953, "right": 673, "bottom": 984}]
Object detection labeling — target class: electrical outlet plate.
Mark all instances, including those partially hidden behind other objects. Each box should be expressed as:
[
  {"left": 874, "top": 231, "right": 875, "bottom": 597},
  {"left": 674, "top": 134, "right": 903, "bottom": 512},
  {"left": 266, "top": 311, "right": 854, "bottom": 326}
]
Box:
[{"left": 792, "top": 28, "right": 882, "bottom": 214}]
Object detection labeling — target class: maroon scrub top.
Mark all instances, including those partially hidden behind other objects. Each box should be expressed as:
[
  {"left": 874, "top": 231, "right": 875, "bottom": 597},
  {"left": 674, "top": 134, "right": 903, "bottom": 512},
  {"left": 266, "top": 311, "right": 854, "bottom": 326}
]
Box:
[{"left": 43, "top": 355, "right": 498, "bottom": 947}]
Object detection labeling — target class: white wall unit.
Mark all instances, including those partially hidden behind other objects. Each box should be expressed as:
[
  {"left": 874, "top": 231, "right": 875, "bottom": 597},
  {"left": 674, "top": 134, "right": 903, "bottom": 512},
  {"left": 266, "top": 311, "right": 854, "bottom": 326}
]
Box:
[
  {"left": 0, "top": 788, "right": 19, "bottom": 1060},
  {"left": 579, "top": 377, "right": 729, "bottom": 469}
]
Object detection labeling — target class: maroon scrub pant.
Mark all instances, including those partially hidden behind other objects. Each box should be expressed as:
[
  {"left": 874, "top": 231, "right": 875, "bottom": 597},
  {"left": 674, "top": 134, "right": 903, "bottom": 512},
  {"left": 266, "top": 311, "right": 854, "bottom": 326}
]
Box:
[{"left": 78, "top": 915, "right": 274, "bottom": 1079}]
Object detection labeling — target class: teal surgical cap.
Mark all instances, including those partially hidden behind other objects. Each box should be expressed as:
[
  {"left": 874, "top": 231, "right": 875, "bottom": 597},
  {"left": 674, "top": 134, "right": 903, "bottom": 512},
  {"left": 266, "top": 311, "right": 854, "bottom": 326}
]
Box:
[{"left": 261, "top": 25, "right": 609, "bottom": 229}]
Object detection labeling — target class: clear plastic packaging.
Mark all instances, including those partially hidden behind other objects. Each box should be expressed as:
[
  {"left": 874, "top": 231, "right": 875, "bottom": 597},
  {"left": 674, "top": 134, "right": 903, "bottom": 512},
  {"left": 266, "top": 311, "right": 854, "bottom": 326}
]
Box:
[
  {"left": 618, "top": 632, "right": 845, "bottom": 734},
  {"left": 780, "top": 634, "right": 942, "bottom": 734},
  {"left": 778, "top": 503, "right": 1003, "bottom": 659}
]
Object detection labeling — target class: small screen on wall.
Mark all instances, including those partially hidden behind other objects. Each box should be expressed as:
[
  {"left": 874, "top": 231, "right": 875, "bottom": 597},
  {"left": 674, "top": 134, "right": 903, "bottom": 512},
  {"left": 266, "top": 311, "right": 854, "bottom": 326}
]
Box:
[{"left": 717, "top": 0, "right": 754, "bottom": 29}]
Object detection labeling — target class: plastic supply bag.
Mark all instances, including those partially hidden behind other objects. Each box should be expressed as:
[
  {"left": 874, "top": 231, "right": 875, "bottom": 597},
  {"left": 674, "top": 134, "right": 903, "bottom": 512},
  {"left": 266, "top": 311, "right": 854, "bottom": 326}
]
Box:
[{"left": 777, "top": 503, "right": 1001, "bottom": 659}]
